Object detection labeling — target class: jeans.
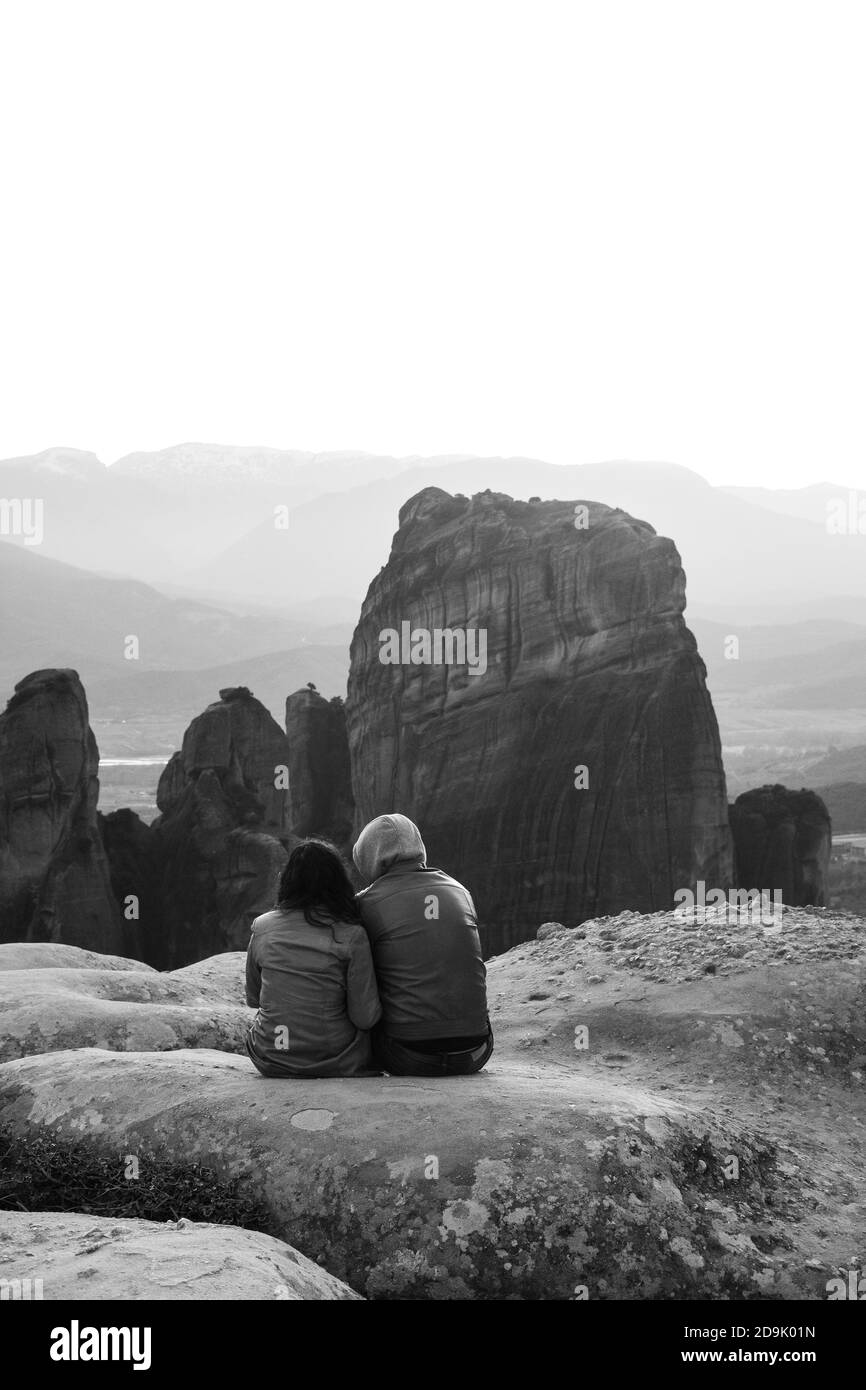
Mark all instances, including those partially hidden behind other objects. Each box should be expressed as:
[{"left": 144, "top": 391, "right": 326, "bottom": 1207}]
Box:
[{"left": 372, "top": 1021, "right": 494, "bottom": 1077}]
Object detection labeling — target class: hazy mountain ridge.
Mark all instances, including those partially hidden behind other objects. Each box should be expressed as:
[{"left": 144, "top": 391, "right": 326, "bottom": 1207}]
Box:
[
  {"left": 4, "top": 447, "right": 866, "bottom": 790},
  {"left": 693, "top": 619, "right": 866, "bottom": 707},
  {"left": 0, "top": 448, "right": 105, "bottom": 481},
  {"left": 0, "top": 542, "right": 343, "bottom": 696},
  {"left": 719, "top": 482, "right": 858, "bottom": 527},
  {"left": 110, "top": 443, "right": 433, "bottom": 491},
  {"left": 193, "top": 458, "right": 866, "bottom": 615},
  {"left": 5, "top": 447, "right": 865, "bottom": 612},
  {"left": 802, "top": 745, "right": 866, "bottom": 784},
  {"left": 86, "top": 645, "right": 349, "bottom": 724},
  {"left": 816, "top": 782, "right": 866, "bottom": 834}
]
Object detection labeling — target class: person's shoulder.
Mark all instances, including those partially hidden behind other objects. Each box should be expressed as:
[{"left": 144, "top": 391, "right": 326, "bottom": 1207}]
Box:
[
  {"left": 251, "top": 907, "right": 288, "bottom": 932},
  {"left": 336, "top": 917, "right": 366, "bottom": 938},
  {"left": 356, "top": 878, "right": 396, "bottom": 916},
  {"left": 330, "top": 918, "right": 368, "bottom": 947},
  {"left": 426, "top": 867, "right": 469, "bottom": 892},
  {"left": 427, "top": 870, "right": 477, "bottom": 915}
]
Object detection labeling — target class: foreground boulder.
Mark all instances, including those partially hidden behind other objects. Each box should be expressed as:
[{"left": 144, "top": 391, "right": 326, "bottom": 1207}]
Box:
[
  {"left": 0, "top": 670, "right": 123, "bottom": 953},
  {"left": 0, "top": 1047, "right": 778, "bottom": 1300},
  {"left": 346, "top": 488, "right": 735, "bottom": 954},
  {"left": 508, "top": 902, "right": 865, "bottom": 1091},
  {"left": 729, "top": 785, "right": 831, "bottom": 907},
  {"left": 0, "top": 1211, "right": 361, "bottom": 1300},
  {"left": 1, "top": 903, "right": 862, "bottom": 1300},
  {"left": 0, "top": 942, "right": 155, "bottom": 973},
  {"left": 0, "top": 961, "right": 251, "bottom": 1062},
  {"left": 163, "top": 951, "right": 250, "bottom": 1006}
]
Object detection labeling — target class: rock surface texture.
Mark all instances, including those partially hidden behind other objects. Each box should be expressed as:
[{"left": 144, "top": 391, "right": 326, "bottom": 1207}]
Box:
[
  {"left": 0, "top": 670, "right": 123, "bottom": 952},
  {"left": 0, "top": 956, "right": 252, "bottom": 1063},
  {"left": 729, "top": 785, "right": 831, "bottom": 907},
  {"left": 1, "top": 906, "right": 862, "bottom": 1300},
  {"left": 98, "top": 807, "right": 158, "bottom": 962},
  {"left": 0, "top": 942, "right": 154, "bottom": 973},
  {"left": 284, "top": 688, "right": 354, "bottom": 848},
  {"left": 346, "top": 488, "right": 735, "bottom": 953},
  {"left": 148, "top": 687, "right": 291, "bottom": 966},
  {"left": 0, "top": 1211, "right": 362, "bottom": 1300}
]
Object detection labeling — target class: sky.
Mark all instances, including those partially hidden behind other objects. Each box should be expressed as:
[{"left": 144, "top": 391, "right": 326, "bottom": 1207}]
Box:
[{"left": 1, "top": 0, "right": 864, "bottom": 488}]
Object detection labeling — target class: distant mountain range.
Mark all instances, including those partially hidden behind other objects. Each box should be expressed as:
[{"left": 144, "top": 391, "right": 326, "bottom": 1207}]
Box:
[
  {"left": 799, "top": 745, "right": 866, "bottom": 784},
  {"left": 0, "top": 541, "right": 349, "bottom": 704},
  {"left": 692, "top": 618, "right": 866, "bottom": 709},
  {"left": 718, "top": 483, "right": 858, "bottom": 527},
  {"left": 2, "top": 446, "right": 865, "bottom": 616},
  {"left": 0, "top": 446, "right": 467, "bottom": 578},
  {"left": 816, "top": 781, "right": 866, "bottom": 834},
  {"left": 2, "top": 444, "right": 865, "bottom": 787},
  {"left": 189, "top": 459, "right": 866, "bottom": 615},
  {"left": 86, "top": 645, "right": 349, "bottom": 730}
]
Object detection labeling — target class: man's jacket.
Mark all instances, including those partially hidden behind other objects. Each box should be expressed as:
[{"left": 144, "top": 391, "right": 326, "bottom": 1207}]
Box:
[{"left": 356, "top": 862, "right": 488, "bottom": 1041}]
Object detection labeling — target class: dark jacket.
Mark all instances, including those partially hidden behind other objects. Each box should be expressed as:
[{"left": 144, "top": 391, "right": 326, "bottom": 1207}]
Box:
[
  {"left": 245, "top": 907, "right": 381, "bottom": 1076},
  {"left": 353, "top": 815, "right": 488, "bottom": 1042}
]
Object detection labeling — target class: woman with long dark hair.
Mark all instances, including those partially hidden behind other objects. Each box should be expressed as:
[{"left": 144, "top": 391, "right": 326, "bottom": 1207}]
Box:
[{"left": 244, "top": 839, "right": 381, "bottom": 1077}]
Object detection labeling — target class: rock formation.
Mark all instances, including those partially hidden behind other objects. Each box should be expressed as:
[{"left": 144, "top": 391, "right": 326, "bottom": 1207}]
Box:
[
  {"left": 0, "top": 674, "right": 295, "bottom": 966},
  {"left": 729, "top": 784, "right": 831, "bottom": 906},
  {"left": 98, "top": 807, "right": 158, "bottom": 962},
  {"left": 0, "top": 943, "right": 253, "bottom": 1062},
  {"left": 1, "top": 897, "right": 863, "bottom": 1298},
  {"left": 0, "top": 1211, "right": 362, "bottom": 1300},
  {"left": 0, "top": 669, "right": 123, "bottom": 953},
  {"left": 163, "top": 950, "right": 250, "bottom": 1006},
  {"left": 0, "top": 956, "right": 252, "bottom": 1063},
  {"left": 284, "top": 688, "right": 354, "bottom": 849},
  {"left": 0, "top": 941, "right": 152, "bottom": 972},
  {"left": 147, "top": 687, "right": 291, "bottom": 967},
  {"left": 346, "top": 488, "right": 735, "bottom": 953},
  {"left": 0, "top": 1046, "right": 793, "bottom": 1300}
]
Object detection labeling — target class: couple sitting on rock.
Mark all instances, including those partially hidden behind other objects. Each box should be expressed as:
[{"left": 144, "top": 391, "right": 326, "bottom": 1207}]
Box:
[{"left": 244, "top": 813, "right": 493, "bottom": 1079}]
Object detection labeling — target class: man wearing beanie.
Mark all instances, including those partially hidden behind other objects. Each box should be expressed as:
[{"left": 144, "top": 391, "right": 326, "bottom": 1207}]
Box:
[{"left": 353, "top": 813, "right": 493, "bottom": 1076}]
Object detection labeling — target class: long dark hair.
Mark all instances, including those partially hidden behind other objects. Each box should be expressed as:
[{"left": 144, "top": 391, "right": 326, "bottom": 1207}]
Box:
[{"left": 276, "top": 839, "right": 360, "bottom": 928}]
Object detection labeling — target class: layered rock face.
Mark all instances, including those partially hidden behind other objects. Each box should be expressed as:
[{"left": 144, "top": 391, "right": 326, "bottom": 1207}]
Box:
[
  {"left": 284, "top": 688, "right": 354, "bottom": 848},
  {"left": 0, "top": 670, "right": 123, "bottom": 952},
  {"left": 149, "top": 687, "right": 291, "bottom": 966},
  {"left": 98, "top": 807, "right": 157, "bottom": 962},
  {"left": 729, "top": 785, "right": 831, "bottom": 906},
  {"left": 346, "top": 488, "right": 735, "bottom": 954}
]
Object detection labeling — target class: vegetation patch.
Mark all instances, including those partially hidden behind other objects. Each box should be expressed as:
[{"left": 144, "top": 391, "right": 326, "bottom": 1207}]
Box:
[{"left": 0, "top": 1128, "right": 277, "bottom": 1234}]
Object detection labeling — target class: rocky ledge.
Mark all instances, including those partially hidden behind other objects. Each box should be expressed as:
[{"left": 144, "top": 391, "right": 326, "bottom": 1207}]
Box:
[{"left": 0, "top": 904, "right": 862, "bottom": 1300}]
